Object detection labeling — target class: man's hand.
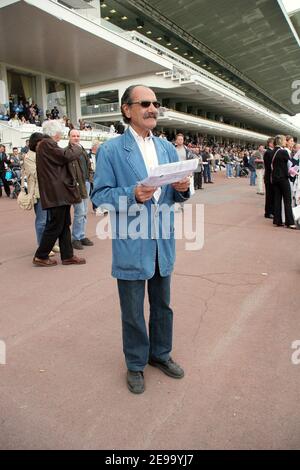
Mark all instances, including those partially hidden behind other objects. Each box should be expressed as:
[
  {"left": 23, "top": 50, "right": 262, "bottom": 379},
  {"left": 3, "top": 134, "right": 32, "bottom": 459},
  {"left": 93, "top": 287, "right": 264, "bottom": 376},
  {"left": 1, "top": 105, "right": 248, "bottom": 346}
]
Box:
[
  {"left": 135, "top": 184, "right": 157, "bottom": 203},
  {"left": 172, "top": 177, "right": 190, "bottom": 193}
]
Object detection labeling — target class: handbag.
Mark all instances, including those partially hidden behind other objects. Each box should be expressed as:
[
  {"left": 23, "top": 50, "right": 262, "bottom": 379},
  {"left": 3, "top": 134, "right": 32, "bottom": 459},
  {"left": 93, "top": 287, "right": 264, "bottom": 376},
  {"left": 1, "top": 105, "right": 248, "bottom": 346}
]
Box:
[
  {"left": 292, "top": 205, "right": 300, "bottom": 223},
  {"left": 288, "top": 165, "right": 299, "bottom": 177},
  {"left": 17, "top": 171, "right": 33, "bottom": 210}
]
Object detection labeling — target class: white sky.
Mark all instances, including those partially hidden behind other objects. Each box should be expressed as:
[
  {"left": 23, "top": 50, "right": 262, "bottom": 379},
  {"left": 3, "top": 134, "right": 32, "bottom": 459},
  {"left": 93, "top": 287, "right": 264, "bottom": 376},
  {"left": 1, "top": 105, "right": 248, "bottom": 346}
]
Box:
[
  {"left": 281, "top": 0, "right": 300, "bottom": 13},
  {"left": 287, "top": 114, "right": 300, "bottom": 126},
  {"left": 280, "top": 1, "right": 300, "bottom": 126}
]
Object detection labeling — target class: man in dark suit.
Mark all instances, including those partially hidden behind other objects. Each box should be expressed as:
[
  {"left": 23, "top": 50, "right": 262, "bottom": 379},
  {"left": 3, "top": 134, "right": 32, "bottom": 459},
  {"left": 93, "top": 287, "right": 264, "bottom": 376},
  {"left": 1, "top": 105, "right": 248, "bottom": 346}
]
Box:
[{"left": 263, "top": 137, "right": 274, "bottom": 218}]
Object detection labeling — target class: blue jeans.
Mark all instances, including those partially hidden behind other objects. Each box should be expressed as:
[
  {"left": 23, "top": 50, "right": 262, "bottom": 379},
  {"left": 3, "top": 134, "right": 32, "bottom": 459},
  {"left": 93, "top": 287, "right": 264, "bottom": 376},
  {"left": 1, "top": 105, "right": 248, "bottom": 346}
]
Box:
[
  {"left": 117, "top": 260, "right": 173, "bottom": 371},
  {"left": 226, "top": 163, "right": 232, "bottom": 177},
  {"left": 34, "top": 199, "right": 48, "bottom": 245},
  {"left": 72, "top": 181, "right": 90, "bottom": 241},
  {"left": 203, "top": 164, "right": 211, "bottom": 183},
  {"left": 250, "top": 170, "right": 256, "bottom": 186}
]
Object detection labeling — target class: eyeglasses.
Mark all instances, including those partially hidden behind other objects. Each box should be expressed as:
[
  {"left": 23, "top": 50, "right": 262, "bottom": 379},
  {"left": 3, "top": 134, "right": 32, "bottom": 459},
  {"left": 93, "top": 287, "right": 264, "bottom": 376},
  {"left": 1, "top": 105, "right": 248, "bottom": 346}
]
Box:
[{"left": 127, "top": 100, "right": 161, "bottom": 109}]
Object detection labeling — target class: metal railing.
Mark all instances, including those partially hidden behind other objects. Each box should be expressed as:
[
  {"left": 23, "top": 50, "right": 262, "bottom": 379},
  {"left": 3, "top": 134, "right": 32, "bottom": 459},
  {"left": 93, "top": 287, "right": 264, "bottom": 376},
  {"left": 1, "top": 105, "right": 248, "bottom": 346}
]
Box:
[
  {"left": 0, "top": 120, "right": 113, "bottom": 150},
  {"left": 81, "top": 102, "right": 119, "bottom": 116},
  {"left": 81, "top": 120, "right": 111, "bottom": 133}
]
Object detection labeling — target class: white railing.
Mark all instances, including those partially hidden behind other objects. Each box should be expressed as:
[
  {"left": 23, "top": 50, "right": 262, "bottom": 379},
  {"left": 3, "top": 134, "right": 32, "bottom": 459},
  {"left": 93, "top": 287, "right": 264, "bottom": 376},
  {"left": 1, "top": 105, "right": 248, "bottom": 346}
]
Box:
[
  {"left": 157, "top": 108, "right": 270, "bottom": 140},
  {"left": 81, "top": 120, "right": 111, "bottom": 133},
  {"left": 0, "top": 120, "right": 113, "bottom": 150},
  {"left": 0, "top": 122, "right": 34, "bottom": 150},
  {"left": 81, "top": 102, "right": 119, "bottom": 116}
]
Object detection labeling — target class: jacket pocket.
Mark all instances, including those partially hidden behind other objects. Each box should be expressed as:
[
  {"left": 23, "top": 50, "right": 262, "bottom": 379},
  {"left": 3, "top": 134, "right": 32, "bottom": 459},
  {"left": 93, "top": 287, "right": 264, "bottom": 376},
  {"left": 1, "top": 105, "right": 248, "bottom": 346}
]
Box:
[{"left": 112, "top": 238, "right": 142, "bottom": 272}]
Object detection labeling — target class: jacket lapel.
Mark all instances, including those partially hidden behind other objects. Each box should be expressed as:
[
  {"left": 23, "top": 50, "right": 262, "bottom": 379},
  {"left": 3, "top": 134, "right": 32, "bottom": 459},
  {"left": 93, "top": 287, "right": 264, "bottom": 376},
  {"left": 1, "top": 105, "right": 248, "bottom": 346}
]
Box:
[
  {"left": 153, "top": 138, "right": 170, "bottom": 202},
  {"left": 124, "top": 129, "right": 148, "bottom": 182},
  {"left": 123, "top": 131, "right": 171, "bottom": 203}
]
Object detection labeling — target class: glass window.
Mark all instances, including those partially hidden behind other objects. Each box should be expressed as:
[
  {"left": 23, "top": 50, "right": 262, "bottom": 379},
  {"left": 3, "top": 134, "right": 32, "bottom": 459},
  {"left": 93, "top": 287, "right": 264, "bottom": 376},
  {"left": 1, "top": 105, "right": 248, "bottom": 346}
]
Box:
[
  {"left": 46, "top": 79, "right": 69, "bottom": 117},
  {"left": 7, "top": 70, "right": 36, "bottom": 115},
  {"left": 81, "top": 90, "right": 119, "bottom": 115}
]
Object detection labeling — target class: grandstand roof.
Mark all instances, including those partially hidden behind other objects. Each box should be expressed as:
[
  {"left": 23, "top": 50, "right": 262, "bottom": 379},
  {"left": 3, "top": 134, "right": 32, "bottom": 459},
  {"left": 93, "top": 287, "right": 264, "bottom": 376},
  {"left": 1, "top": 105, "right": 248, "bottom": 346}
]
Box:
[
  {"left": 288, "top": 5, "right": 300, "bottom": 41},
  {"left": 105, "top": 0, "right": 300, "bottom": 115},
  {"left": 0, "top": 0, "right": 171, "bottom": 85}
]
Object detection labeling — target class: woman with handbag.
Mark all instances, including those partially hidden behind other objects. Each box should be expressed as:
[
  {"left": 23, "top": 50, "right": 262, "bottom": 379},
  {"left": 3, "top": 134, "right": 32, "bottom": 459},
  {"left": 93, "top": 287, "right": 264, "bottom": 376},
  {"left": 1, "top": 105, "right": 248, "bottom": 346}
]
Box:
[{"left": 23, "top": 133, "right": 59, "bottom": 255}]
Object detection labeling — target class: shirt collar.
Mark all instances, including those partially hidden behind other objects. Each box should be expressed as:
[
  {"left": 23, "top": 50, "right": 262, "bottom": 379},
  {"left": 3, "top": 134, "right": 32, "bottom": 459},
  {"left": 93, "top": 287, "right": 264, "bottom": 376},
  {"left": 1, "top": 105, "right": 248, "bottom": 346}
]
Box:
[{"left": 129, "top": 126, "right": 153, "bottom": 142}]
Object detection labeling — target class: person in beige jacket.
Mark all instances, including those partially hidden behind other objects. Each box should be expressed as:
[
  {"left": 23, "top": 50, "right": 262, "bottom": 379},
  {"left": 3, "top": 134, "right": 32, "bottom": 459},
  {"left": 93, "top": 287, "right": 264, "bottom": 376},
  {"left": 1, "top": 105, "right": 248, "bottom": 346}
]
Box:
[{"left": 24, "top": 132, "right": 59, "bottom": 256}]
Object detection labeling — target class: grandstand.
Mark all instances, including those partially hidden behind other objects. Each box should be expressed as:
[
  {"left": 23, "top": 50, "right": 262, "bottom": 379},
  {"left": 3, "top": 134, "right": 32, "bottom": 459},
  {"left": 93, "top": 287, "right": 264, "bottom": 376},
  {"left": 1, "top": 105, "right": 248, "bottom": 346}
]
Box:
[{"left": 0, "top": 0, "right": 300, "bottom": 149}]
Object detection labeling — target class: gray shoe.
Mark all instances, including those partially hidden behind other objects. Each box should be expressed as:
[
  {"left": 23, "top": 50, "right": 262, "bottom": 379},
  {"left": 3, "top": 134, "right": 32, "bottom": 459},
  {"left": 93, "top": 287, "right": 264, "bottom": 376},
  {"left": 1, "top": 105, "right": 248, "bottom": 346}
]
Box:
[
  {"left": 80, "top": 237, "right": 94, "bottom": 246},
  {"left": 72, "top": 240, "right": 83, "bottom": 250},
  {"left": 127, "top": 370, "right": 144, "bottom": 394},
  {"left": 148, "top": 357, "right": 184, "bottom": 379}
]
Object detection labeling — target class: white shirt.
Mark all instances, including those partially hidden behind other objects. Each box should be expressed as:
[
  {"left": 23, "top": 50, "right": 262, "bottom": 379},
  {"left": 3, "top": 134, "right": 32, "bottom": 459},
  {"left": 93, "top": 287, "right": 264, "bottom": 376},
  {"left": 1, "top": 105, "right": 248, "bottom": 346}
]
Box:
[
  {"left": 176, "top": 145, "right": 186, "bottom": 162},
  {"left": 129, "top": 126, "right": 161, "bottom": 201}
]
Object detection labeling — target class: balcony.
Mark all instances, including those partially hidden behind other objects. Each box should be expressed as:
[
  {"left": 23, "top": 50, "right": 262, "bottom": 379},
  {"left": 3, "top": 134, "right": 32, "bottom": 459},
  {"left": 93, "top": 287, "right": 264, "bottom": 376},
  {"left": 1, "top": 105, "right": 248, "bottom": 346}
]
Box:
[{"left": 81, "top": 102, "right": 120, "bottom": 116}]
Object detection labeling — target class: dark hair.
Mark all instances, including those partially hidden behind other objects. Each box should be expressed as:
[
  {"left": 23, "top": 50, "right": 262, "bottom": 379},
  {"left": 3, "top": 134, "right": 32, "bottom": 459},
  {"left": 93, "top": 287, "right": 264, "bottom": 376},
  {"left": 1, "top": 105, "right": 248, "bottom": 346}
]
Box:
[
  {"left": 286, "top": 135, "right": 294, "bottom": 142},
  {"left": 176, "top": 133, "right": 184, "bottom": 139},
  {"left": 12, "top": 147, "right": 18, "bottom": 151},
  {"left": 29, "top": 132, "right": 44, "bottom": 152},
  {"left": 120, "top": 84, "right": 145, "bottom": 124},
  {"left": 267, "top": 137, "right": 274, "bottom": 146}
]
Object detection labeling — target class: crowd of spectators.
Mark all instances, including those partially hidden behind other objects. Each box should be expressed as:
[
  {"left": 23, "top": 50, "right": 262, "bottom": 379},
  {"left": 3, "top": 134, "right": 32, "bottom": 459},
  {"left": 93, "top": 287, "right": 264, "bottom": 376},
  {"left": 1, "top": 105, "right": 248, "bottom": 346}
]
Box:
[
  {"left": 170, "top": 131, "right": 299, "bottom": 228},
  {"left": 1, "top": 97, "right": 299, "bottom": 230}
]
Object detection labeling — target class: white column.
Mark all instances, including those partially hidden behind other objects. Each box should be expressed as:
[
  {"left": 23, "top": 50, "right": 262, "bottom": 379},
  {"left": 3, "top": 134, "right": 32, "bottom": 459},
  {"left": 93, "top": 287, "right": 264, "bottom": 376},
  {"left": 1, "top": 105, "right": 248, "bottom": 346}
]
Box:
[
  {"left": 118, "top": 85, "right": 128, "bottom": 107},
  {"left": 69, "top": 82, "right": 81, "bottom": 127},
  {"left": 35, "top": 74, "right": 47, "bottom": 118},
  {"left": 0, "top": 63, "right": 9, "bottom": 111}
]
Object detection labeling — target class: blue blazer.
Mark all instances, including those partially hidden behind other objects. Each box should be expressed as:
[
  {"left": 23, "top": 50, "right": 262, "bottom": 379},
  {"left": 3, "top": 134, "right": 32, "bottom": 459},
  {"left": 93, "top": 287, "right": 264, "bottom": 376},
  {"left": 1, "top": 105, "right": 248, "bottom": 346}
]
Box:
[{"left": 92, "top": 129, "right": 189, "bottom": 280}]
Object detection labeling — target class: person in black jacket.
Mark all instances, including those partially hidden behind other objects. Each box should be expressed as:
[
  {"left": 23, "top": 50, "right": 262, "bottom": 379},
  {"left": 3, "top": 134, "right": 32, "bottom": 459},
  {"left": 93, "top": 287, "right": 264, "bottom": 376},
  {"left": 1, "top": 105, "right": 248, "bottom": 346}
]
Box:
[
  {"left": 263, "top": 137, "right": 274, "bottom": 218},
  {"left": 271, "top": 135, "right": 296, "bottom": 229},
  {"left": 0, "top": 144, "right": 11, "bottom": 197}
]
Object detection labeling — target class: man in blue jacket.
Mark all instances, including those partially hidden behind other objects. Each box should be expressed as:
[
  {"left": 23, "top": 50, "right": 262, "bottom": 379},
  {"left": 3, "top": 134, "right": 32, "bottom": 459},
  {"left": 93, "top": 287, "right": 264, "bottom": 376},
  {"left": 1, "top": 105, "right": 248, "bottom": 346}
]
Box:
[{"left": 92, "top": 85, "right": 190, "bottom": 394}]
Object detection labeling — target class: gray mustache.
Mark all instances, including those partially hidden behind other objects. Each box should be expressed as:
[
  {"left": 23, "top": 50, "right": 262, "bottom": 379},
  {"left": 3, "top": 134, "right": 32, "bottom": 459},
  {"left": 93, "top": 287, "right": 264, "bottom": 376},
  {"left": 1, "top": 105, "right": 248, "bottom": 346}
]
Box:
[{"left": 144, "top": 112, "right": 158, "bottom": 119}]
